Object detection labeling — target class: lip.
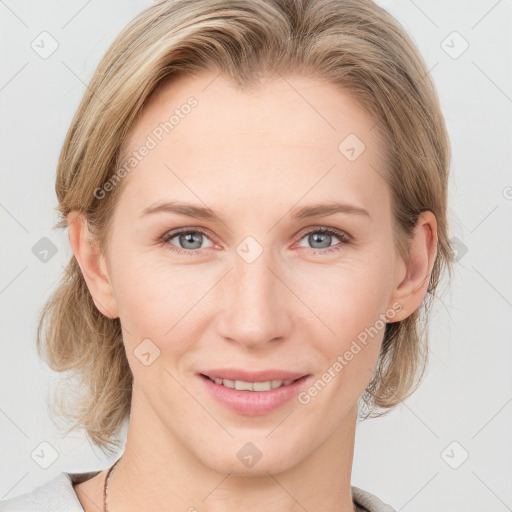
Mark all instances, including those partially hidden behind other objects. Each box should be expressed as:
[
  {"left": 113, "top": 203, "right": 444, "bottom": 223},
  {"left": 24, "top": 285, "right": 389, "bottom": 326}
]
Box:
[
  {"left": 198, "top": 372, "right": 312, "bottom": 416},
  {"left": 199, "top": 368, "right": 307, "bottom": 382}
]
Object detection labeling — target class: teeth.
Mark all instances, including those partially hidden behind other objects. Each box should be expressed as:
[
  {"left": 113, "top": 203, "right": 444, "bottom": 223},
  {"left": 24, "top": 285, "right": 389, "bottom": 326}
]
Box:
[{"left": 209, "top": 377, "right": 296, "bottom": 391}]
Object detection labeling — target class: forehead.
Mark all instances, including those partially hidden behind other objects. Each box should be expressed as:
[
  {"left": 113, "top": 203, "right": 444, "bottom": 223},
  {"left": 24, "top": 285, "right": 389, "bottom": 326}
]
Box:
[{"left": 117, "top": 71, "right": 390, "bottom": 219}]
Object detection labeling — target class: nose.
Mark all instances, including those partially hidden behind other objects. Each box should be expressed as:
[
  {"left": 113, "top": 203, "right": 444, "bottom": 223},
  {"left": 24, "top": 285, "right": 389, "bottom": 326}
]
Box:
[{"left": 214, "top": 250, "right": 293, "bottom": 351}]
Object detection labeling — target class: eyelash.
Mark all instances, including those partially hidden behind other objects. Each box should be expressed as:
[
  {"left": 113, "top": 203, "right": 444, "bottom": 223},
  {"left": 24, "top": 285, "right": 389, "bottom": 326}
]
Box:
[{"left": 158, "top": 226, "right": 351, "bottom": 256}]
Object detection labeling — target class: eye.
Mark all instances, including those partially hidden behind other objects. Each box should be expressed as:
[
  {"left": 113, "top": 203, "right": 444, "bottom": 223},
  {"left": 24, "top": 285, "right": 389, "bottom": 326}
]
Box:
[
  {"left": 159, "top": 226, "right": 351, "bottom": 256},
  {"left": 160, "top": 227, "right": 215, "bottom": 255},
  {"left": 295, "top": 227, "right": 351, "bottom": 255}
]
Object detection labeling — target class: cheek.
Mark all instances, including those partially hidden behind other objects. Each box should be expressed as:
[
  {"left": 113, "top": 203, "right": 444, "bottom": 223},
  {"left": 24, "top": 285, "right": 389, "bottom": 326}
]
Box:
[
  {"left": 110, "top": 234, "right": 394, "bottom": 356},
  {"left": 298, "top": 272, "right": 386, "bottom": 409},
  {"left": 111, "top": 251, "right": 196, "bottom": 321},
  {"left": 291, "top": 251, "right": 393, "bottom": 331},
  {"left": 110, "top": 255, "right": 216, "bottom": 368},
  {"left": 290, "top": 255, "right": 391, "bottom": 386}
]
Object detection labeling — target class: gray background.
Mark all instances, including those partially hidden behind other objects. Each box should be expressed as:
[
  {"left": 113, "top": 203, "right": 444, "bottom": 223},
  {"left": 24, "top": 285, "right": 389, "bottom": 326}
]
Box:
[{"left": 1, "top": 1, "right": 511, "bottom": 510}]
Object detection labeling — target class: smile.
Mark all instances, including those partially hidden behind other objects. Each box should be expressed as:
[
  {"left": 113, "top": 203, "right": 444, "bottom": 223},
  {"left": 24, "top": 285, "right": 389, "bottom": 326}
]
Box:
[
  {"left": 202, "top": 374, "right": 300, "bottom": 391},
  {"left": 198, "top": 373, "right": 312, "bottom": 416}
]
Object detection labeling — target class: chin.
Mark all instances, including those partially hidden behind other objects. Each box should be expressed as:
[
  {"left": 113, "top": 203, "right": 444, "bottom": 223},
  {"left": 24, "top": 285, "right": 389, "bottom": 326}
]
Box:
[{"left": 198, "top": 440, "right": 305, "bottom": 477}]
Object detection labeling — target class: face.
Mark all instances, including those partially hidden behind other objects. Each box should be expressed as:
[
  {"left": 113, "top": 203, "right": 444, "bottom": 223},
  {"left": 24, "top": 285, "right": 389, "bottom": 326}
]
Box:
[{"left": 92, "top": 71, "right": 409, "bottom": 476}]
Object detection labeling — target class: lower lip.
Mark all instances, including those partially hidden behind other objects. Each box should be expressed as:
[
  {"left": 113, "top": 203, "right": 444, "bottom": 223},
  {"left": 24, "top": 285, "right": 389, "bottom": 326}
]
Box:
[{"left": 199, "top": 374, "right": 311, "bottom": 416}]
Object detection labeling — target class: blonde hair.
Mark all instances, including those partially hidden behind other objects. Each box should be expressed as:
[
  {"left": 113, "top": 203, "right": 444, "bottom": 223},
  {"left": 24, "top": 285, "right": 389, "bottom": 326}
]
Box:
[{"left": 37, "top": 0, "right": 454, "bottom": 455}]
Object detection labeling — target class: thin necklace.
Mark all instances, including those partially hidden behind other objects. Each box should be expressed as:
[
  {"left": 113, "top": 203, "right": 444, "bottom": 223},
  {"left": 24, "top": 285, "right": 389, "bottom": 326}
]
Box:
[
  {"left": 103, "top": 456, "right": 362, "bottom": 512},
  {"left": 103, "top": 457, "right": 121, "bottom": 512}
]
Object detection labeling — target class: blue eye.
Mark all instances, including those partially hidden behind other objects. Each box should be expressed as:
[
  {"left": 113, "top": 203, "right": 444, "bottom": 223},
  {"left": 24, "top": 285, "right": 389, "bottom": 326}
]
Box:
[
  {"left": 161, "top": 228, "right": 213, "bottom": 255},
  {"left": 296, "top": 227, "right": 351, "bottom": 255},
  {"left": 159, "top": 226, "right": 351, "bottom": 256}
]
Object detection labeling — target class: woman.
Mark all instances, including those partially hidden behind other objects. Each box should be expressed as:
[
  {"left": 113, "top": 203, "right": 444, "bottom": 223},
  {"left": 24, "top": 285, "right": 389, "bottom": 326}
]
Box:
[{"left": 0, "top": 0, "right": 453, "bottom": 510}]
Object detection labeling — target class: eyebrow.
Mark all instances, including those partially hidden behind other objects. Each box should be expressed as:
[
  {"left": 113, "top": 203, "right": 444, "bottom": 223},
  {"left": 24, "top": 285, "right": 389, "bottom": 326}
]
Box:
[{"left": 141, "top": 200, "right": 371, "bottom": 221}]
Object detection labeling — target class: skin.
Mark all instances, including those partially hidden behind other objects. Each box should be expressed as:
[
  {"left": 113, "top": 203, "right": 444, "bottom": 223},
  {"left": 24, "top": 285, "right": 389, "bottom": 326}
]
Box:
[{"left": 69, "top": 71, "right": 437, "bottom": 512}]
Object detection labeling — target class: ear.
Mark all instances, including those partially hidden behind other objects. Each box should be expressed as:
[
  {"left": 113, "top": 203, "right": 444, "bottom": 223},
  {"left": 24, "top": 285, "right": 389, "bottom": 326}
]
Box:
[
  {"left": 386, "top": 210, "right": 438, "bottom": 322},
  {"left": 67, "top": 211, "right": 119, "bottom": 319}
]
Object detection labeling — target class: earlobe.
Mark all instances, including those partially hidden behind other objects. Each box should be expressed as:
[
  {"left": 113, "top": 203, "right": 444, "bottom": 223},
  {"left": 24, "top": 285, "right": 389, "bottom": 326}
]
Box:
[
  {"left": 387, "top": 211, "right": 438, "bottom": 322},
  {"left": 66, "top": 211, "right": 119, "bottom": 319}
]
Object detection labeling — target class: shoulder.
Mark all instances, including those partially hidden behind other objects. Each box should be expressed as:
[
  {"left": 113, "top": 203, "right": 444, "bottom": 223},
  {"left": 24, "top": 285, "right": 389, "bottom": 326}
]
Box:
[
  {"left": 351, "top": 485, "right": 397, "bottom": 512},
  {"left": 0, "top": 474, "right": 395, "bottom": 512},
  {"left": 0, "top": 471, "right": 100, "bottom": 512}
]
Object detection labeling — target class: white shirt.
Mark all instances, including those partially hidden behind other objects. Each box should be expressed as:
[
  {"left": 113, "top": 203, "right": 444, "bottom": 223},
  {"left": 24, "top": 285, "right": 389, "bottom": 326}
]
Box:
[{"left": 0, "top": 471, "right": 397, "bottom": 511}]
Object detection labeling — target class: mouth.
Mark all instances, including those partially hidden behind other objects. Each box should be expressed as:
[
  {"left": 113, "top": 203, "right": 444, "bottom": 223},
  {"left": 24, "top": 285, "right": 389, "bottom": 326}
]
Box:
[
  {"left": 199, "top": 373, "right": 307, "bottom": 391},
  {"left": 198, "top": 372, "right": 312, "bottom": 416}
]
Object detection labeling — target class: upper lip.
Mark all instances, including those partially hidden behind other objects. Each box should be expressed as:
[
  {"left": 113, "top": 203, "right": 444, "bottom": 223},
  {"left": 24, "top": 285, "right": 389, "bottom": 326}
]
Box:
[{"left": 199, "top": 369, "right": 308, "bottom": 382}]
